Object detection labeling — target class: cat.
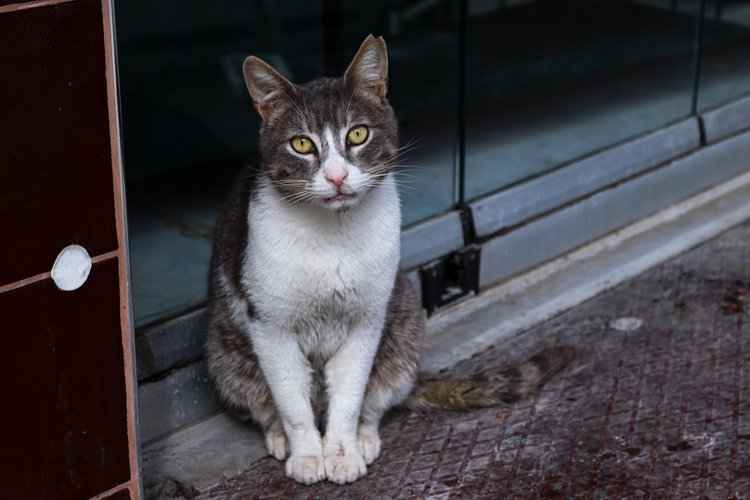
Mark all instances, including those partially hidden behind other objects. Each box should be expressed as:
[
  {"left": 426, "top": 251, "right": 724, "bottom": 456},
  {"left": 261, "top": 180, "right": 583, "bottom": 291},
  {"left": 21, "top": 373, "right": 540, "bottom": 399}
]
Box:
[{"left": 205, "top": 34, "right": 575, "bottom": 485}]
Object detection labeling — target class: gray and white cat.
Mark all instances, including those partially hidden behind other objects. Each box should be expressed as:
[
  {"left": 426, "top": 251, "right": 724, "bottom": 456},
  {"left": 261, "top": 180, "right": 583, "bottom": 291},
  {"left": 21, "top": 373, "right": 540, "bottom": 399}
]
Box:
[{"left": 205, "top": 35, "right": 575, "bottom": 485}]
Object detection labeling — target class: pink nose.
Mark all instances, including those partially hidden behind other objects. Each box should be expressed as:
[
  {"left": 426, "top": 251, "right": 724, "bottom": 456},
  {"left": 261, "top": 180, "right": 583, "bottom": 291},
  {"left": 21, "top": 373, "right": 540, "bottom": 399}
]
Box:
[{"left": 325, "top": 170, "right": 348, "bottom": 189}]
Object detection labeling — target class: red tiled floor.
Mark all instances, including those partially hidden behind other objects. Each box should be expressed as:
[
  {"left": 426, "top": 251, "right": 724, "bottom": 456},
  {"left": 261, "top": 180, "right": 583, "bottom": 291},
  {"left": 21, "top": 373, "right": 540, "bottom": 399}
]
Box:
[{"left": 202, "top": 221, "right": 750, "bottom": 499}]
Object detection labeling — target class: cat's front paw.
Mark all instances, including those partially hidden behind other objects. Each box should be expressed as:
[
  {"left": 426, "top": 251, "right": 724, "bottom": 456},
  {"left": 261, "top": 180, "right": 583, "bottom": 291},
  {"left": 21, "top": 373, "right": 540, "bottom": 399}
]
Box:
[
  {"left": 324, "top": 452, "right": 367, "bottom": 484},
  {"left": 265, "top": 427, "right": 289, "bottom": 460},
  {"left": 357, "top": 423, "right": 381, "bottom": 465},
  {"left": 285, "top": 455, "right": 326, "bottom": 484}
]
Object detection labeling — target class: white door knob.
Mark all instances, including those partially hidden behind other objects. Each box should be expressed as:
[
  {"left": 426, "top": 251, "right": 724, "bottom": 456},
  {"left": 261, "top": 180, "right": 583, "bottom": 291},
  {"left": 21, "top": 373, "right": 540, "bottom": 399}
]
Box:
[{"left": 51, "top": 244, "right": 92, "bottom": 291}]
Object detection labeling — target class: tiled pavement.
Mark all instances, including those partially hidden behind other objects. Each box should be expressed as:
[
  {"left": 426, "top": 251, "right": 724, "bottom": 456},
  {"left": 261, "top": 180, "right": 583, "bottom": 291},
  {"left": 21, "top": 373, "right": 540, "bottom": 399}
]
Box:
[{"left": 202, "top": 221, "right": 750, "bottom": 499}]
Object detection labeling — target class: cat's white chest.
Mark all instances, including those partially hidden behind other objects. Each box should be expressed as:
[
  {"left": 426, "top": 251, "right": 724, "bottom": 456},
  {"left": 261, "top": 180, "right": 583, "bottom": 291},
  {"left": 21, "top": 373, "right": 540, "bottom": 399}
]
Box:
[{"left": 242, "top": 176, "right": 401, "bottom": 357}]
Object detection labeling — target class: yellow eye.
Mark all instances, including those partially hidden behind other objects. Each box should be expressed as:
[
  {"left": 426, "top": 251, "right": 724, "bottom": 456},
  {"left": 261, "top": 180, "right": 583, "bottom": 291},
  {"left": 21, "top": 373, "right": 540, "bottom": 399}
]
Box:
[
  {"left": 346, "top": 125, "right": 369, "bottom": 146},
  {"left": 291, "top": 136, "right": 314, "bottom": 154}
]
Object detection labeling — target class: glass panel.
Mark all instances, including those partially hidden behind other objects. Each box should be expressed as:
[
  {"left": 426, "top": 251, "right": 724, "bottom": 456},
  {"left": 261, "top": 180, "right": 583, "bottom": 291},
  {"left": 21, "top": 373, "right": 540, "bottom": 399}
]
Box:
[
  {"left": 116, "top": 1, "right": 459, "bottom": 327},
  {"left": 338, "top": 2, "right": 461, "bottom": 225},
  {"left": 697, "top": 0, "right": 750, "bottom": 111},
  {"left": 463, "top": 0, "right": 701, "bottom": 202}
]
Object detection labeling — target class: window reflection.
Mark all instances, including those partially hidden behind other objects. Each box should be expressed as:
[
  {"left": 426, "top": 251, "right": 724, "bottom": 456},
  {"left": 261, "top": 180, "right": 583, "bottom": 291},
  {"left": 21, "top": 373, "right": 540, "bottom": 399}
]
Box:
[
  {"left": 698, "top": 0, "right": 750, "bottom": 110},
  {"left": 464, "top": 0, "right": 701, "bottom": 200}
]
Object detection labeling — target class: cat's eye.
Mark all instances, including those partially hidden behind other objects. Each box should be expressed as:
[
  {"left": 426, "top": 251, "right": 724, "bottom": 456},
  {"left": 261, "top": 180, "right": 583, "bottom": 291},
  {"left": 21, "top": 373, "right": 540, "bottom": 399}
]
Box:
[
  {"left": 346, "top": 125, "right": 369, "bottom": 146},
  {"left": 291, "top": 136, "right": 315, "bottom": 154}
]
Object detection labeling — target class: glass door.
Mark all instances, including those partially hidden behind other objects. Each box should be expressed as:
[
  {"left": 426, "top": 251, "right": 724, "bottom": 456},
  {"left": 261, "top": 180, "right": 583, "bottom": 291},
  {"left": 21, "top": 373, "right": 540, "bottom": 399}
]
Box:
[
  {"left": 116, "top": 0, "right": 460, "bottom": 327},
  {"left": 463, "top": 0, "right": 702, "bottom": 201}
]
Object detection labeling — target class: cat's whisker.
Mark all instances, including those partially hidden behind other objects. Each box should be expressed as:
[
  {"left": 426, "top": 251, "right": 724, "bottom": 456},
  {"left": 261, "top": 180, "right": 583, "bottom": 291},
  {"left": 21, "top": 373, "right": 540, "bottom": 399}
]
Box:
[
  {"left": 289, "top": 196, "right": 313, "bottom": 205},
  {"left": 273, "top": 185, "right": 307, "bottom": 190},
  {"left": 367, "top": 167, "right": 392, "bottom": 176},
  {"left": 386, "top": 167, "right": 429, "bottom": 179},
  {"left": 279, "top": 190, "right": 315, "bottom": 203},
  {"left": 369, "top": 172, "right": 425, "bottom": 187},
  {"left": 368, "top": 160, "right": 422, "bottom": 177},
  {"left": 366, "top": 150, "right": 415, "bottom": 173},
  {"left": 391, "top": 173, "right": 423, "bottom": 180},
  {"left": 388, "top": 149, "right": 419, "bottom": 163},
  {"left": 390, "top": 175, "right": 424, "bottom": 184},
  {"left": 286, "top": 196, "right": 314, "bottom": 206},
  {"left": 395, "top": 140, "right": 422, "bottom": 154},
  {"left": 363, "top": 173, "right": 422, "bottom": 187},
  {"left": 277, "top": 187, "right": 312, "bottom": 200},
  {"left": 394, "top": 164, "right": 429, "bottom": 171},
  {"left": 369, "top": 154, "right": 412, "bottom": 172},
  {"left": 384, "top": 177, "right": 424, "bottom": 188},
  {"left": 381, "top": 147, "right": 419, "bottom": 166},
  {"left": 390, "top": 178, "right": 422, "bottom": 185},
  {"left": 379, "top": 146, "right": 420, "bottom": 164},
  {"left": 365, "top": 180, "right": 424, "bottom": 196},
  {"left": 272, "top": 180, "right": 310, "bottom": 186},
  {"left": 396, "top": 136, "right": 422, "bottom": 153}
]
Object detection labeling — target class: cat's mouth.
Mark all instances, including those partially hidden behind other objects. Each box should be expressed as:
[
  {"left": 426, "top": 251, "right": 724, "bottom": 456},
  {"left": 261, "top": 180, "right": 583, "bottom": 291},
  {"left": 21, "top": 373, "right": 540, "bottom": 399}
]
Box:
[{"left": 325, "top": 192, "right": 357, "bottom": 203}]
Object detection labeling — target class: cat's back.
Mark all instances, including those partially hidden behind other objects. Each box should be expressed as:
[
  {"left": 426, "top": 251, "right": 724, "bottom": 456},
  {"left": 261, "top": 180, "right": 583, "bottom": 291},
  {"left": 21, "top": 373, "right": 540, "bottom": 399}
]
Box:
[{"left": 208, "top": 167, "right": 257, "bottom": 301}]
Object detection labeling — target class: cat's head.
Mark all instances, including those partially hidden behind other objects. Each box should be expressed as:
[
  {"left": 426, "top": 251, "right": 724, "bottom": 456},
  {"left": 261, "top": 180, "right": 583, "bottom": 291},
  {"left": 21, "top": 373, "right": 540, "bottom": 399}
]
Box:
[{"left": 242, "top": 35, "right": 398, "bottom": 211}]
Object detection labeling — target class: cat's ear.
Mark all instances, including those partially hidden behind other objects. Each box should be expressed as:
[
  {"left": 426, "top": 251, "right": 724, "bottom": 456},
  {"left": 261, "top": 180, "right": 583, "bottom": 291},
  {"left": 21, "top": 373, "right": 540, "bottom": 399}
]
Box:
[
  {"left": 242, "top": 56, "right": 294, "bottom": 121},
  {"left": 345, "top": 34, "right": 388, "bottom": 100}
]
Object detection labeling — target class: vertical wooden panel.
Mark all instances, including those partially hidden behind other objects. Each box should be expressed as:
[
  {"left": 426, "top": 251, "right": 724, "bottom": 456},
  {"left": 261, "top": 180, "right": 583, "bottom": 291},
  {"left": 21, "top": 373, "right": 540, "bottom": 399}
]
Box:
[
  {"left": 101, "top": 0, "right": 141, "bottom": 493},
  {"left": 0, "top": 0, "right": 118, "bottom": 285},
  {"left": 0, "top": 0, "right": 139, "bottom": 496},
  {"left": 0, "top": 259, "right": 130, "bottom": 498}
]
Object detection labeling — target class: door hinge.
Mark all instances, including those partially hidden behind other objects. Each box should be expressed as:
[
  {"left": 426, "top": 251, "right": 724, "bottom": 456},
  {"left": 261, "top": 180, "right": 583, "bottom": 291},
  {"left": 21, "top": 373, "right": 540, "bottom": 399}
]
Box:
[{"left": 419, "top": 245, "right": 480, "bottom": 316}]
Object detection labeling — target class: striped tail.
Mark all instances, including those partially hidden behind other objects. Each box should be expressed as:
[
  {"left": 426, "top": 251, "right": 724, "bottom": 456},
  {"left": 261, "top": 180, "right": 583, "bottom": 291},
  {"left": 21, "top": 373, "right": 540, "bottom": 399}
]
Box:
[{"left": 405, "top": 346, "right": 577, "bottom": 411}]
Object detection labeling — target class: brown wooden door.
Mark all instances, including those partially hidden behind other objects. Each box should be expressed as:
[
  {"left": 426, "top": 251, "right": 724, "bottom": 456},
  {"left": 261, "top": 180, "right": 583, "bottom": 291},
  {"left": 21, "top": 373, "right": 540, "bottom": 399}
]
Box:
[{"left": 0, "top": 0, "right": 139, "bottom": 497}]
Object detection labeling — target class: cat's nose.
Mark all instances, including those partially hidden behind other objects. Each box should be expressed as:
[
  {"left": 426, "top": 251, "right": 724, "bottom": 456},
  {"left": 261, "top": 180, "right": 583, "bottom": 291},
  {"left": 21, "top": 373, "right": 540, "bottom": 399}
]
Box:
[{"left": 325, "top": 168, "right": 348, "bottom": 189}]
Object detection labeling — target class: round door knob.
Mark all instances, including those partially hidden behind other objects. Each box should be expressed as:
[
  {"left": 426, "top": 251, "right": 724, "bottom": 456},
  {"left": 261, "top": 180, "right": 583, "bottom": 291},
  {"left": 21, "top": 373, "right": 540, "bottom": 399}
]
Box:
[{"left": 51, "top": 244, "right": 92, "bottom": 291}]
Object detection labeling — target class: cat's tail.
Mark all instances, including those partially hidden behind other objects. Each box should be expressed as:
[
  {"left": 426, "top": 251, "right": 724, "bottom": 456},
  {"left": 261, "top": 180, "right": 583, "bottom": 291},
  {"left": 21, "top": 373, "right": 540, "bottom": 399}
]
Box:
[{"left": 405, "top": 346, "right": 577, "bottom": 411}]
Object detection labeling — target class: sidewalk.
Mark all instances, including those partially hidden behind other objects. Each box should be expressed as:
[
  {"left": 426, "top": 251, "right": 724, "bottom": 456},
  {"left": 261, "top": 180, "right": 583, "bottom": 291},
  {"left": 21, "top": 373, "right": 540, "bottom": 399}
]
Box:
[{"left": 198, "top": 220, "right": 750, "bottom": 499}]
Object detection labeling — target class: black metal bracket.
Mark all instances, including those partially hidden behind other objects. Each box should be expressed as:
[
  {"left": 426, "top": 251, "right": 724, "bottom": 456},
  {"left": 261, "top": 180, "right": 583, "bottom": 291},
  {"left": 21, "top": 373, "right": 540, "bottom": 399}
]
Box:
[{"left": 419, "top": 244, "right": 481, "bottom": 317}]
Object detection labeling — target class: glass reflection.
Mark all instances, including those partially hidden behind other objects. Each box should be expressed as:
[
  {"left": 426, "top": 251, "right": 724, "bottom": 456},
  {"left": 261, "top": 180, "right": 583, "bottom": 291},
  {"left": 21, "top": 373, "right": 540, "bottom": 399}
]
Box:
[
  {"left": 464, "top": 0, "right": 701, "bottom": 200},
  {"left": 698, "top": 0, "right": 750, "bottom": 110}
]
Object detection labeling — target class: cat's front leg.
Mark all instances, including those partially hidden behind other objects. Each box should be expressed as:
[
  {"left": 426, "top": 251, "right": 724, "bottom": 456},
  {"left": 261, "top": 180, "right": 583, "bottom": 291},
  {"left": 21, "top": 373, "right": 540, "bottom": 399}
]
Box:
[
  {"left": 251, "top": 322, "right": 325, "bottom": 484},
  {"left": 322, "top": 319, "right": 384, "bottom": 484}
]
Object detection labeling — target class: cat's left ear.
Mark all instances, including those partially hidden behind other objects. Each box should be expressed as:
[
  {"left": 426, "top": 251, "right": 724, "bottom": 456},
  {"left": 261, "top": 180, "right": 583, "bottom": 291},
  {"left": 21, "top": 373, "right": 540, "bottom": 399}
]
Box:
[{"left": 345, "top": 34, "right": 388, "bottom": 100}]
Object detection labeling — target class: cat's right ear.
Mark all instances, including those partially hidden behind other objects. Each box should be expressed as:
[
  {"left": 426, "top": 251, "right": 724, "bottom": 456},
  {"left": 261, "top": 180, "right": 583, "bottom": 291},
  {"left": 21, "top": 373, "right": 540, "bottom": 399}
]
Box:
[{"left": 242, "top": 56, "right": 294, "bottom": 121}]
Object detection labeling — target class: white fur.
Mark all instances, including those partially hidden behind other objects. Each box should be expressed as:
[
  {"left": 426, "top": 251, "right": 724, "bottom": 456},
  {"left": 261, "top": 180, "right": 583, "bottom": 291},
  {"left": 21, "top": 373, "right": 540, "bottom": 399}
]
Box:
[
  {"left": 358, "top": 423, "right": 381, "bottom": 465},
  {"left": 236, "top": 172, "right": 400, "bottom": 483}
]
